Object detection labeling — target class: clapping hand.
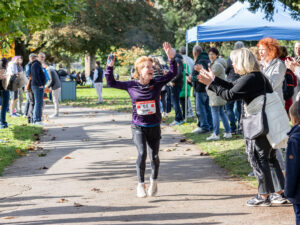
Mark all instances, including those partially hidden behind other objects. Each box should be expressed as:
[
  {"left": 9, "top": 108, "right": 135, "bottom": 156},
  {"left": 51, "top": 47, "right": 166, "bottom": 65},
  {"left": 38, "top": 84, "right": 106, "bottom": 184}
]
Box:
[
  {"left": 197, "top": 67, "right": 215, "bottom": 86},
  {"left": 285, "top": 58, "right": 300, "bottom": 72},
  {"left": 163, "top": 42, "right": 176, "bottom": 60}
]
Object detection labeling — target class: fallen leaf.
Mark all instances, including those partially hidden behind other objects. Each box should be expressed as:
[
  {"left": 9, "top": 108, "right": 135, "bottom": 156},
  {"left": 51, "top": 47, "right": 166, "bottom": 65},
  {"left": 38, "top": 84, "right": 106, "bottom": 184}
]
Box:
[
  {"left": 51, "top": 136, "right": 56, "bottom": 141},
  {"left": 63, "top": 112, "right": 69, "bottom": 114},
  {"left": 2, "top": 216, "right": 15, "bottom": 219},
  {"left": 38, "top": 166, "right": 48, "bottom": 170},
  {"left": 73, "top": 202, "right": 83, "bottom": 207},
  {"left": 200, "top": 152, "right": 209, "bottom": 156},
  {"left": 91, "top": 188, "right": 102, "bottom": 193},
  {"left": 187, "top": 139, "right": 195, "bottom": 144},
  {"left": 118, "top": 136, "right": 122, "bottom": 138},
  {"left": 57, "top": 198, "right": 68, "bottom": 203},
  {"left": 37, "top": 146, "right": 44, "bottom": 150},
  {"left": 180, "top": 138, "right": 186, "bottom": 142},
  {"left": 38, "top": 153, "right": 47, "bottom": 157},
  {"left": 64, "top": 156, "right": 72, "bottom": 159},
  {"left": 26, "top": 146, "right": 35, "bottom": 151},
  {"left": 111, "top": 119, "right": 115, "bottom": 122},
  {"left": 82, "top": 138, "right": 89, "bottom": 142},
  {"left": 185, "top": 148, "right": 191, "bottom": 151},
  {"left": 174, "top": 143, "right": 178, "bottom": 147}
]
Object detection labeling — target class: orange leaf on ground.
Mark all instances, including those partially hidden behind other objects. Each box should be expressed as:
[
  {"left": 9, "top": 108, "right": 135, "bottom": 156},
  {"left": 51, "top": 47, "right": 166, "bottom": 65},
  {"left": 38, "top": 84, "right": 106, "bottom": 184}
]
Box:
[{"left": 64, "top": 156, "right": 72, "bottom": 159}]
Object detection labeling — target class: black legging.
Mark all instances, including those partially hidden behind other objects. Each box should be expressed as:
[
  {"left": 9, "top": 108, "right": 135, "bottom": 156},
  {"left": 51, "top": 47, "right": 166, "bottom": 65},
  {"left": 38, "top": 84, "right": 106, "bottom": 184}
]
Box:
[{"left": 131, "top": 124, "right": 161, "bottom": 183}]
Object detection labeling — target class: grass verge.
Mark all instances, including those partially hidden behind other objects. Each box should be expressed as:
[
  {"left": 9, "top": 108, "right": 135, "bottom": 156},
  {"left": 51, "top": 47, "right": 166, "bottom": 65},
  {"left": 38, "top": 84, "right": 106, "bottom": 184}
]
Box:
[{"left": 0, "top": 116, "right": 43, "bottom": 175}]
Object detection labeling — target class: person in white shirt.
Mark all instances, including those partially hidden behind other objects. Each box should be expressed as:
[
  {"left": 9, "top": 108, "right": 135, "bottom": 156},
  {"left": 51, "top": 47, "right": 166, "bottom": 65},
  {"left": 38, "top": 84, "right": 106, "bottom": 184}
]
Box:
[{"left": 7, "top": 56, "right": 20, "bottom": 117}]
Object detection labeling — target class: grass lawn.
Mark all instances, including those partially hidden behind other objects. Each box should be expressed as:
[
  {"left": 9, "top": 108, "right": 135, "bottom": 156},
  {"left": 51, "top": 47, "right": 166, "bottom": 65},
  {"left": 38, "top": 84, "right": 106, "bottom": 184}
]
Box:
[
  {"left": 62, "top": 86, "right": 255, "bottom": 184},
  {"left": 0, "top": 116, "right": 43, "bottom": 175}
]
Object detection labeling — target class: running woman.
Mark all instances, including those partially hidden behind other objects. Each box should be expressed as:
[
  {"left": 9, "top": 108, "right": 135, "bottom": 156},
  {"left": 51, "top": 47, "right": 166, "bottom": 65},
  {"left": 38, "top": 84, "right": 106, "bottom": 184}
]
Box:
[{"left": 105, "top": 42, "right": 177, "bottom": 198}]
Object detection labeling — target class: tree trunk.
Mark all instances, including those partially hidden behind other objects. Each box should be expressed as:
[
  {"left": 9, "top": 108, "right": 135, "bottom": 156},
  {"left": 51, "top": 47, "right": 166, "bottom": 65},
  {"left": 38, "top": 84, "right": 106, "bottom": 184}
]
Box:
[{"left": 85, "top": 53, "right": 95, "bottom": 78}]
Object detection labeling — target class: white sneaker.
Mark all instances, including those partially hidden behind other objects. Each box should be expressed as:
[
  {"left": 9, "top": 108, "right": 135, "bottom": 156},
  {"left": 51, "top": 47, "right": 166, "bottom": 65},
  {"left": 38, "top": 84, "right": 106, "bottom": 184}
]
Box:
[
  {"left": 137, "top": 183, "right": 147, "bottom": 198},
  {"left": 192, "top": 127, "right": 202, "bottom": 133},
  {"left": 49, "top": 114, "right": 59, "bottom": 118},
  {"left": 206, "top": 133, "right": 220, "bottom": 141},
  {"left": 33, "top": 121, "right": 45, "bottom": 127},
  {"left": 223, "top": 133, "right": 232, "bottom": 139},
  {"left": 148, "top": 179, "right": 158, "bottom": 197}
]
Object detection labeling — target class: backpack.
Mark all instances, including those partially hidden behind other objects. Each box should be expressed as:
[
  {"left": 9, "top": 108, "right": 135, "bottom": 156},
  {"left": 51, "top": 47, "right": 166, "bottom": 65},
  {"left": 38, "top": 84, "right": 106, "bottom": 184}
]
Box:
[{"left": 282, "top": 69, "right": 295, "bottom": 101}]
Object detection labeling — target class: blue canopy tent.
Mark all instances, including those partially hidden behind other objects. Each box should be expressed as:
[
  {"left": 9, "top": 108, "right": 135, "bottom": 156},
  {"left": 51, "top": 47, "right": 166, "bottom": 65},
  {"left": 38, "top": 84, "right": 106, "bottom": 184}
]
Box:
[{"left": 186, "top": 0, "right": 300, "bottom": 44}]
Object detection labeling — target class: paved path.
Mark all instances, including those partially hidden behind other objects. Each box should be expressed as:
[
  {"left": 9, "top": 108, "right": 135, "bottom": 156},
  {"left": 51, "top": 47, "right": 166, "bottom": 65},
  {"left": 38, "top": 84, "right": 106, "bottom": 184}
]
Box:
[{"left": 0, "top": 106, "right": 294, "bottom": 225}]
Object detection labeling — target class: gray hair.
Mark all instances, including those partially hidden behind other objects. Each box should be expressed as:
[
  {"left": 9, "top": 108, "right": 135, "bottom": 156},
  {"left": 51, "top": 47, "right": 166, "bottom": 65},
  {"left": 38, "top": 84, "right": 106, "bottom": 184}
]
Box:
[
  {"left": 179, "top": 46, "right": 186, "bottom": 55},
  {"left": 234, "top": 41, "right": 244, "bottom": 50},
  {"left": 29, "top": 53, "right": 37, "bottom": 59},
  {"left": 193, "top": 45, "right": 203, "bottom": 55}
]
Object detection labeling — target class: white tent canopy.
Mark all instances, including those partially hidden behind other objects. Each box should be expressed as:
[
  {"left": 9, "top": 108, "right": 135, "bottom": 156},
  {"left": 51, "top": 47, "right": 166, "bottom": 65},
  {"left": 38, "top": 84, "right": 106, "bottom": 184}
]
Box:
[{"left": 186, "top": 0, "right": 300, "bottom": 43}]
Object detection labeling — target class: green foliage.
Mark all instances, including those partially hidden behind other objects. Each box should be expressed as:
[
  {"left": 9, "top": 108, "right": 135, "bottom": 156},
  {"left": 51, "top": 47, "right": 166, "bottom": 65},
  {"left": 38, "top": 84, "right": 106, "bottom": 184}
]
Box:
[
  {"left": 0, "top": 0, "right": 82, "bottom": 48},
  {"left": 240, "top": 0, "right": 300, "bottom": 21}
]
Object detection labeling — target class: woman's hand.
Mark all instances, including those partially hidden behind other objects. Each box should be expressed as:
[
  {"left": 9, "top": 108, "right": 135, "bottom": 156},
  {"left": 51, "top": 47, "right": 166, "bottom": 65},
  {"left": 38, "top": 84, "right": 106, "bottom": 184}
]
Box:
[
  {"left": 106, "top": 54, "right": 116, "bottom": 67},
  {"left": 197, "top": 67, "right": 215, "bottom": 86},
  {"left": 194, "top": 64, "right": 203, "bottom": 72},
  {"left": 163, "top": 42, "right": 176, "bottom": 60},
  {"left": 285, "top": 58, "right": 300, "bottom": 72}
]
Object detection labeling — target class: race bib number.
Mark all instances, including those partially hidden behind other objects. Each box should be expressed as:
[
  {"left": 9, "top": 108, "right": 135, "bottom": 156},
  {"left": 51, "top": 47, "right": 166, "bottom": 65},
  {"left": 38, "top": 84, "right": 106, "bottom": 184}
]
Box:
[{"left": 136, "top": 100, "right": 156, "bottom": 115}]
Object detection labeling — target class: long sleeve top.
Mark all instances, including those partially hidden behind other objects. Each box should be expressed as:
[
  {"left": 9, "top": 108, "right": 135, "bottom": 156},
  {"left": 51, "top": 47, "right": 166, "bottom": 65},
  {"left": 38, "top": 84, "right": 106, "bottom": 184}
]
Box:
[
  {"left": 208, "top": 71, "right": 273, "bottom": 105},
  {"left": 285, "top": 125, "right": 300, "bottom": 204},
  {"left": 31, "top": 60, "right": 46, "bottom": 87},
  {"left": 105, "top": 59, "right": 177, "bottom": 126}
]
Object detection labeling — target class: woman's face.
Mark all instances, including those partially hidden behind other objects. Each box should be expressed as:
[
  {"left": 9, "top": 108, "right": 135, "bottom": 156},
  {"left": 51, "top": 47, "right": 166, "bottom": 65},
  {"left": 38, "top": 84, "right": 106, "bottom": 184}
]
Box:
[
  {"left": 258, "top": 45, "right": 269, "bottom": 62},
  {"left": 208, "top": 52, "right": 217, "bottom": 63},
  {"left": 17, "top": 58, "right": 23, "bottom": 65},
  {"left": 140, "top": 61, "right": 154, "bottom": 83}
]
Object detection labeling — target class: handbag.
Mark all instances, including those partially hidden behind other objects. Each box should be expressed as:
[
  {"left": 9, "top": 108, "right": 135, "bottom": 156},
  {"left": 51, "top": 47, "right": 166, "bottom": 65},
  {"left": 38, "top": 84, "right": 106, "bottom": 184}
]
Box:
[
  {"left": 241, "top": 78, "right": 269, "bottom": 140},
  {"left": 25, "top": 76, "right": 32, "bottom": 92}
]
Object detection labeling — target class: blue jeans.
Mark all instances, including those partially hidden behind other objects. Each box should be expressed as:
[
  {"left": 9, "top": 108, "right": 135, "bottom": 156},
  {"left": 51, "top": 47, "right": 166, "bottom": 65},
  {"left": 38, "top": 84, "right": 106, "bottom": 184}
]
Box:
[
  {"left": 0, "top": 90, "right": 10, "bottom": 128},
  {"left": 211, "top": 106, "right": 231, "bottom": 135},
  {"left": 226, "top": 100, "right": 241, "bottom": 132},
  {"left": 171, "top": 85, "right": 183, "bottom": 122},
  {"left": 32, "top": 85, "right": 44, "bottom": 123},
  {"left": 195, "top": 92, "right": 212, "bottom": 131},
  {"left": 293, "top": 204, "right": 300, "bottom": 225}
]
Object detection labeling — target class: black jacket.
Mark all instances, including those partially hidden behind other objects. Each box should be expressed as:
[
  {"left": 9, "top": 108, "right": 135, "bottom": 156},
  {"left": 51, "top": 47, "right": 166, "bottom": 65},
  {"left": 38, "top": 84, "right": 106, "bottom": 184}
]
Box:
[
  {"left": 31, "top": 60, "right": 46, "bottom": 87},
  {"left": 94, "top": 67, "right": 103, "bottom": 83},
  {"left": 285, "top": 125, "right": 300, "bottom": 204},
  {"left": 192, "top": 52, "right": 210, "bottom": 92},
  {"left": 225, "top": 58, "right": 241, "bottom": 82},
  {"left": 171, "top": 54, "right": 183, "bottom": 87},
  {"left": 57, "top": 69, "right": 68, "bottom": 78}
]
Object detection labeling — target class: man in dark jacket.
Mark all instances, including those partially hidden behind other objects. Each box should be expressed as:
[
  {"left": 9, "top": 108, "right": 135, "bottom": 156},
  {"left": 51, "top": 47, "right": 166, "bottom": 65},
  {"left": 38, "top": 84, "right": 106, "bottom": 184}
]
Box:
[
  {"left": 57, "top": 64, "right": 68, "bottom": 81},
  {"left": 31, "top": 57, "right": 46, "bottom": 125},
  {"left": 225, "top": 41, "right": 244, "bottom": 134},
  {"left": 191, "top": 45, "right": 212, "bottom": 133},
  {"left": 94, "top": 61, "right": 104, "bottom": 104},
  {"left": 169, "top": 53, "right": 184, "bottom": 125}
]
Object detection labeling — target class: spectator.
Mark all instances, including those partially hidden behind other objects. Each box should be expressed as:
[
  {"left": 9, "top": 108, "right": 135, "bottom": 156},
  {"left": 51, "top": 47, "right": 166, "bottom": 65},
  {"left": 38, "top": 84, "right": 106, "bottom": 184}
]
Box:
[
  {"left": 292, "top": 41, "right": 300, "bottom": 101},
  {"left": 204, "top": 47, "right": 231, "bottom": 140},
  {"left": 16, "top": 56, "right": 24, "bottom": 115},
  {"left": 280, "top": 46, "right": 297, "bottom": 114},
  {"left": 31, "top": 54, "right": 46, "bottom": 125},
  {"left": 94, "top": 61, "right": 104, "bottom": 104},
  {"left": 198, "top": 48, "right": 286, "bottom": 207},
  {"left": 44, "top": 63, "right": 61, "bottom": 118},
  {"left": 70, "top": 71, "right": 76, "bottom": 81},
  {"left": 285, "top": 100, "right": 300, "bottom": 225},
  {"left": 179, "top": 46, "right": 194, "bottom": 118},
  {"left": 258, "top": 37, "right": 286, "bottom": 172},
  {"left": 24, "top": 53, "right": 36, "bottom": 121},
  {"left": 81, "top": 71, "right": 86, "bottom": 85},
  {"left": 225, "top": 41, "right": 244, "bottom": 134},
  {"left": 7, "top": 56, "right": 20, "bottom": 117},
  {"left": 0, "top": 58, "right": 9, "bottom": 129},
  {"left": 191, "top": 45, "right": 213, "bottom": 134},
  {"left": 89, "top": 69, "right": 94, "bottom": 88},
  {"left": 57, "top": 64, "right": 68, "bottom": 81},
  {"left": 76, "top": 72, "right": 82, "bottom": 85},
  {"left": 169, "top": 53, "right": 184, "bottom": 126}
]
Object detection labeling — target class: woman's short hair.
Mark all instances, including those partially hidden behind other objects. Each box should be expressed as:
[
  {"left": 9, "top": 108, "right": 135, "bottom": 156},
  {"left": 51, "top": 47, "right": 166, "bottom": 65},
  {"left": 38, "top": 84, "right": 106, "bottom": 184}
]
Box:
[
  {"left": 208, "top": 47, "right": 219, "bottom": 56},
  {"left": 289, "top": 100, "right": 300, "bottom": 125},
  {"left": 257, "top": 37, "right": 281, "bottom": 61},
  {"left": 230, "top": 48, "right": 260, "bottom": 75},
  {"left": 133, "top": 56, "right": 153, "bottom": 79},
  {"left": 280, "top": 46, "right": 288, "bottom": 58}
]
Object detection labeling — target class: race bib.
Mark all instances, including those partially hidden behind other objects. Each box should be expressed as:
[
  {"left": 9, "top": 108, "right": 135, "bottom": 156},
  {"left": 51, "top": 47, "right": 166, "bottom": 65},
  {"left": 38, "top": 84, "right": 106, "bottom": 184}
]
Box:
[{"left": 136, "top": 100, "right": 156, "bottom": 115}]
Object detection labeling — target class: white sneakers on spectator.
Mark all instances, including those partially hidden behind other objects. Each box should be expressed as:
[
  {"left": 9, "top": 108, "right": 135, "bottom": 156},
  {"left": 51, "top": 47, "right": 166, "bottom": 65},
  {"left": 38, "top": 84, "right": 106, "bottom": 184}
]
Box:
[
  {"left": 206, "top": 133, "right": 220, "bottom": 141},
  {"left": 223, "top": 133, "right": 233, "bottom": 139},
  {"left": 137, "top": 183, "right": 147, "bottom": 198},
  {"left": 148, "top": 178, "right": 158, "bottom": 197},
  {"left": 33, "top": 121, "right": 45, "bottom": 127}
]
